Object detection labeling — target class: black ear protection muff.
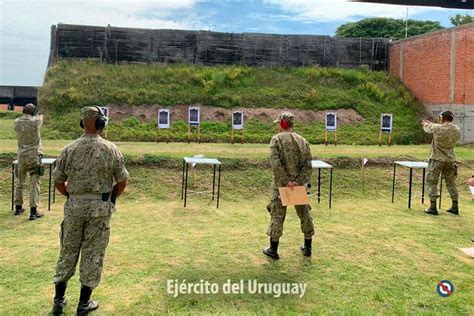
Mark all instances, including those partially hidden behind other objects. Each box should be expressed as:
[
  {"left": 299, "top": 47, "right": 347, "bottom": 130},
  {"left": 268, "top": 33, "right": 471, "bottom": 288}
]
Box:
[
  {"left": 23, "top": 103, "right": 38, "bottom": 115},
  {"left": 80, "top": 106, "right": 107, "bottom": 130},
  {"left": 439, "top": 110, "right": 454, "bottom": 123}
]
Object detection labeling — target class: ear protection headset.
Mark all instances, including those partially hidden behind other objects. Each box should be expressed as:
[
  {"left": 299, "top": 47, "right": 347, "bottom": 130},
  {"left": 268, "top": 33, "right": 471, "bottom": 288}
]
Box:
[
  {"left": 439, "top": 110, "right": 454, "bottom": 123},
  {"left": 279, "top": 119, "right": 290, "bottom": 130},
  {"left": 23, "top": 104, "right": 39, "bottom": 116},
  {"left": 80, "top": 106, "right": 107, "bottom": 130}
]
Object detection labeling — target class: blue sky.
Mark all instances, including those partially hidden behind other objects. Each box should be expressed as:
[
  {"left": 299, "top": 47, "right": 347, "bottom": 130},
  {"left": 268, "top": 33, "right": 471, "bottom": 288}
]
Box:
[{"left": 0, "top": 0, "right": 471, "bottom": 86}]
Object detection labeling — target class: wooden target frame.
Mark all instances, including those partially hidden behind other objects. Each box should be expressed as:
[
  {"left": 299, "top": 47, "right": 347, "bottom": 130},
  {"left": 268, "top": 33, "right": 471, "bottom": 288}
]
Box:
[
  {"left": 379, "top": 113, "right": 393, "bottom": 146},
  {"left": 231, "top": 111, "right": 244, "bottom": 144},
  {"left": 324, "top": 112, "right": 338, "bottom": 146},
  {"left": 188, "top": 106, "right": 201, "bottom": 143}
]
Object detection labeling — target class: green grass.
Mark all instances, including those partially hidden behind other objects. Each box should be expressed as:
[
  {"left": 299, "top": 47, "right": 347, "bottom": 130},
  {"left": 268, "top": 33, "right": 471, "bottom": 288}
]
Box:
[
  {"left": 38, "top": 60, "right": 429, "bottom": 144},
  {"left": 0, "top": 163, "right": 473, "bottom": 314},
  {"left": 1, "top": 138, "right": 474, "bottom": 165}
]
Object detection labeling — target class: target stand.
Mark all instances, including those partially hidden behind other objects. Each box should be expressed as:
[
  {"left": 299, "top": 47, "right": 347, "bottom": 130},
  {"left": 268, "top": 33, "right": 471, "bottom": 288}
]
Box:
[
  {"left": 187, "top": 125, "right": 201, "bottom": 144},
  {"left": 324, "top": 130, "right": 338, "bottom": 146},
  {"left": 231, "top": 129, "right": 244, "bottom": 144}
]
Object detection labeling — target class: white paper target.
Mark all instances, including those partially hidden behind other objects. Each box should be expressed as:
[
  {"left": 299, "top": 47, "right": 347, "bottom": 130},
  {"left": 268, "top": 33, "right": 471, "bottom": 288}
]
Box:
[{"left": 158, "top": 109, "right": 170, "bottom": 129}]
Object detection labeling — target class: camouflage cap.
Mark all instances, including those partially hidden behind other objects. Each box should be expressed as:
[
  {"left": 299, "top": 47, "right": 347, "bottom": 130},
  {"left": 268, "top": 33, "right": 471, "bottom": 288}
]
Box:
[
  {"left": 273, "top": 112, "right": 294, "bottom": 124},
  {"left": 81, "top": 106, "right": 104, "bottom": 120}
]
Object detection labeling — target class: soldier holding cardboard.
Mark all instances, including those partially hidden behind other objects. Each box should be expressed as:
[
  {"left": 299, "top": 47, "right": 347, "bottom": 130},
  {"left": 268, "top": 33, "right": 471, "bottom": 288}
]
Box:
[
  {"left": 51, "top": 107, "right": 129, "bottom": 315},
  {"left": 422, "top": 110, "right": 461, "bottom": 216},
  {"left": 13, "top": 103, "right": 44, "bottom": 220},
  {"left": 263, "top": 112, "right": 315, "bottom": 260}
]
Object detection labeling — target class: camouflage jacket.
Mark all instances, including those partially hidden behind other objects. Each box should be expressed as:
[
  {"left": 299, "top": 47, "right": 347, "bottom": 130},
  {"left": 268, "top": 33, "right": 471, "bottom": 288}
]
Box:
[
  {"left": 423, "top": 122, "right": 461, "bottom": 162},
  {"left": 269, "top": 131, "right": 312, "bottom": 188},
  {"left": 14, "top": 114, "right": 43, "bottom": 157},
  {"left": 53, "top": 134, "right": 129, "bottom": 195}
]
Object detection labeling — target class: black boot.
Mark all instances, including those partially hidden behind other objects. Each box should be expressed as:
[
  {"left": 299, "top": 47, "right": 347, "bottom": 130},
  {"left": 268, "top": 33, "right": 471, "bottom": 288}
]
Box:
[
  {"left": 29, "top": 207, "right": 44, "bottom": 221},
  {"left": 263, "top": 238, "right": 280, "bottom": 260},
  {"left": 51, "top": 282, "right": 67, "bottom": 315},
  {"left": 300, "top": 238, "right": 312, "bottom": 257},
  {"left": 425, "top": 200, "right": 438, "bottom": 215},
  {"left": 14, "top": 205, "right": 24, "bottom": 216},
  {"left": 77, "top": 285, "right": 99, "bottom": 315},
  {"left": 446, "top": 200, "right": 459, "bottom": 215}
]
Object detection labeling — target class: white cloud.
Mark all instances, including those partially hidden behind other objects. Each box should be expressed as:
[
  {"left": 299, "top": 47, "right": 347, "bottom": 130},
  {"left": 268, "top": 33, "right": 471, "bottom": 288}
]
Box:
[
  {"left": 0, "top": 0, "right": 208, "bottom": 85},
  {"left": 263, "top": 0, "right": 440, "bottom": 22}
]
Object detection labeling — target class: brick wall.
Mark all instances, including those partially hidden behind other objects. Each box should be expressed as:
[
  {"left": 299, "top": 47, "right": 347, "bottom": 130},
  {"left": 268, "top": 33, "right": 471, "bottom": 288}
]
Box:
[{"left": 389, "top": 23, "right": 474, "bottom": 143}]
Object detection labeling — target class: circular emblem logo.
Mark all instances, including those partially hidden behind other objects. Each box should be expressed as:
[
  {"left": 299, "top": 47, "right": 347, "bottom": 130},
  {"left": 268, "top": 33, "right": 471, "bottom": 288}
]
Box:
[{"left": 436, "top": 280, "right": 454, "bottom": 297}]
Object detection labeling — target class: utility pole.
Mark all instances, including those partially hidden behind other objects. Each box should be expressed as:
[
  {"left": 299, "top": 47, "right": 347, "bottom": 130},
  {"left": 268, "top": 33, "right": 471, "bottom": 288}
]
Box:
[{"left": 405, "top": 7, "right": 409, "bottom": 38}]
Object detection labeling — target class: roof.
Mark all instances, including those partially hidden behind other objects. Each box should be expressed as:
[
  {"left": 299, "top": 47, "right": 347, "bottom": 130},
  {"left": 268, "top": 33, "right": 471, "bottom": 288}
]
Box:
[{"left": 349, "top": 0, "right": 474, "bottom": 9}]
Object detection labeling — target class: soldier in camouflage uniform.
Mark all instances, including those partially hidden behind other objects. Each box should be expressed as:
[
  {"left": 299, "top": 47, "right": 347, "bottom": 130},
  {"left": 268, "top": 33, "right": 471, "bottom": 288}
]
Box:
[
  {"left": 263, "top": 112, "right": 315, "bottom": 260},
  {"left": 51, "top": 107, "right": 129, "bottom": 315},
  {"left": 422, "top": 110, "right": 461, "bottom": 216},
  {"left": 13, "top": 103, "right": 44, "bottom": 220}
]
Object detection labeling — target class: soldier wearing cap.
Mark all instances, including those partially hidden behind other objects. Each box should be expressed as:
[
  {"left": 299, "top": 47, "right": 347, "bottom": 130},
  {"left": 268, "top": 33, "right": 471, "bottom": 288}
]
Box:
[
  {"left": 263, "top": 112, "right": 315, "bottom": 260},
  {"left": 422, "top": 110, "right": 461, "bottom": 216},
  {"left": 13, "top": 103, "right": 44, "bottom": 220},
  {"left": 51, "top": 107, "right": 129, "bottom": 315}
]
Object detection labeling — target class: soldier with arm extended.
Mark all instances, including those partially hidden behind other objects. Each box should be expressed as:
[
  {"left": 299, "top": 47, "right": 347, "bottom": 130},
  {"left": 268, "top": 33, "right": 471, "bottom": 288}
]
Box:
[
  {"left": 50, "top": 107, "right": 129, "bottom": 315},
  {"left": 422, "top": 110, "right": 461, "bottom": 216},
  {"left": 13, "top": 103, "right": 44, "bottom": 220},
  {"left": 263, "top": 112, "right": 315, "bottom": 260}
]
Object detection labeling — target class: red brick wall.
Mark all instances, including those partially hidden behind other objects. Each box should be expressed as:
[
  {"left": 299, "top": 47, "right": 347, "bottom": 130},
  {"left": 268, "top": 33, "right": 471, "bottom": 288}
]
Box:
[
  {"left": 454, "top": 26, "right": 474, "bottom": 104},
  {"left": 389, "top": 23, "right": 474, "bottom": 105}
]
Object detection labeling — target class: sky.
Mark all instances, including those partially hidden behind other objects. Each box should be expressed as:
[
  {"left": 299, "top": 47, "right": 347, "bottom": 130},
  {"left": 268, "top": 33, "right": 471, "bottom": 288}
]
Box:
[{"left": 0, "top": 0, "right": 471, "bottom": 87}]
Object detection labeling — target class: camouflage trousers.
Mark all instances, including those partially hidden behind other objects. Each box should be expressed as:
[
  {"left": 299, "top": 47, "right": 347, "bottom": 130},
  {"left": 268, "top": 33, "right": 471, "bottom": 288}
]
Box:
[
  {"left": 54, "top": 198, "right": 115, "bottom": 288},
  {"left": 14, "top": 155, "right": 41, "bottom": 208},
  {"left": 267, "top": 189, "right": 315, "bottom": 241},
  {"left": 426, "top": 159, "right": 458, "bottom": 201}
]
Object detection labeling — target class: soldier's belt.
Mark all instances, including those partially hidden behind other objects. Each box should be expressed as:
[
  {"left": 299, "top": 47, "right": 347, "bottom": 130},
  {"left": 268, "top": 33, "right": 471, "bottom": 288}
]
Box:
[{"left": 69, "top": 193, "right": 110, "bottom": 201}]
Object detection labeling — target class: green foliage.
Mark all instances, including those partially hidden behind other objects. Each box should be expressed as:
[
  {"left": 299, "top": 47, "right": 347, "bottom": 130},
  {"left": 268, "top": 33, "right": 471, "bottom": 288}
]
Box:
[
  {"left": 450, "top": 14, "right": 474, "bottom": 26},
  {"left": 0, "top": 111, "right": 21, "bottom": 119},
  {"left": 39, "top": 60, "right": 429, "bottom": 144},
  {"left": 336, "top": 17, "right": 444, "bottom": 40}
]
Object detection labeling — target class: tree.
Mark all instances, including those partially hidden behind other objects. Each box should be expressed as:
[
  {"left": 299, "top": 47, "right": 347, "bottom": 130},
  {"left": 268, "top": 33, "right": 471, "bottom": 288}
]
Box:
[
  {"left": 450, "top": 14, "right": 474, "bottom": 26},
  {"left": 336, "top": 17, "right": 444, "bottom": 40}
]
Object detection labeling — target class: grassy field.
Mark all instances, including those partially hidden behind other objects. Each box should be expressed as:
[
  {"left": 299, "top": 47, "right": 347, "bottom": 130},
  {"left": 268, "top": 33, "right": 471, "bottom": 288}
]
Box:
[
  {"left": 0, "top": 139, "right": 473, "bottom": 314},
  {"left": 37, "top": 60, "right": 430, "bottom": 144},
  {"left": 2, "top": 139, "right": 474, "bottom": 164}
]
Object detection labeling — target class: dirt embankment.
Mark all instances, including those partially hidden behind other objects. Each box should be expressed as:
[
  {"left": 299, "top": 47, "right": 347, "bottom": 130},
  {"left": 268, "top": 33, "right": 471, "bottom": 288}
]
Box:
[{"left": 107, "top": 104, "right": 365, "bottom": 125}]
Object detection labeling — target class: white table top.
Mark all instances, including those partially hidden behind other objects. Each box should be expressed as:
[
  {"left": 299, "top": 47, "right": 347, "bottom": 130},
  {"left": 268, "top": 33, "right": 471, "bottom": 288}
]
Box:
[
  {"left": 394, "top": 161, "right": 428, "bottom": 169},
  {"left": 184, "top": 157, "right": 221, "bottom": 165},
  {"left": 13, "top": 158, "right": 57, "bottom": 165},
  {"left": 311, "top": 160, "right": 333, "bottom": 169}
]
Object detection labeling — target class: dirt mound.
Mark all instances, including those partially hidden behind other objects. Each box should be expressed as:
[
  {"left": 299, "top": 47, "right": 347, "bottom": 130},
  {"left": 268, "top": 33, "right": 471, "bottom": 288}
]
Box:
[{"left": 107, "top": 104, "right": 364, "bottom": 125}]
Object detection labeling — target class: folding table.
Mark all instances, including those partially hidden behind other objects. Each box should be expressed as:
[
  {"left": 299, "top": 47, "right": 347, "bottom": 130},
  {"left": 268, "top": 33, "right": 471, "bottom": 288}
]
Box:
[
  {"left": 311, "top": 160, "right": 333, "bottom": 209},
  {"left": 11, "top": 158, "right": 57, "bottom": 211},
  {"left": 391, "top": 161, "right": 443, "bottom": 209},
  {"left": 181, "top": 157, "right": 222, "bottom": 208}
]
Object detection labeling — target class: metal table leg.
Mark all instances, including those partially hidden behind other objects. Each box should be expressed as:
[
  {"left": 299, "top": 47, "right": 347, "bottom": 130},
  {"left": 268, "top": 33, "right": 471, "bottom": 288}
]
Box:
[
  {"left": 391, "top": 163, "right": 396, "bottom": 203},
  {"left": 48, "top": 164, "right": 52, "bottom": 211},
  {"left": 53, "top": 161, "right": 56, "bottom": 203},
  {"left": 212, "top": 164, "right": 216, "bottom": 201},
  {"left": 11, "top": 163, "right": 15, "bottom": 212},
  {"left": 408, "top": 168, "right": 413, "bottom": 209},
  {"left": 184, "top": 163, "right": 189, "bottom": 207},
  {"left": 329, "top": 168, "right": 333, "bottom": 209},
  {"left": 317, "top": 168, "right": 321, "bottom": 203},
  {"left": 181, "top": 159, "right": 185, "bottom": 200},
  {"left": 439, "top": 175, "right": 443, "bottom": 209},
  {"left": 422, "top": 168, "right": 426, "bottom": 204},
  {"left": 217, "top": 165, "right": 221, "bottom": 208}
]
